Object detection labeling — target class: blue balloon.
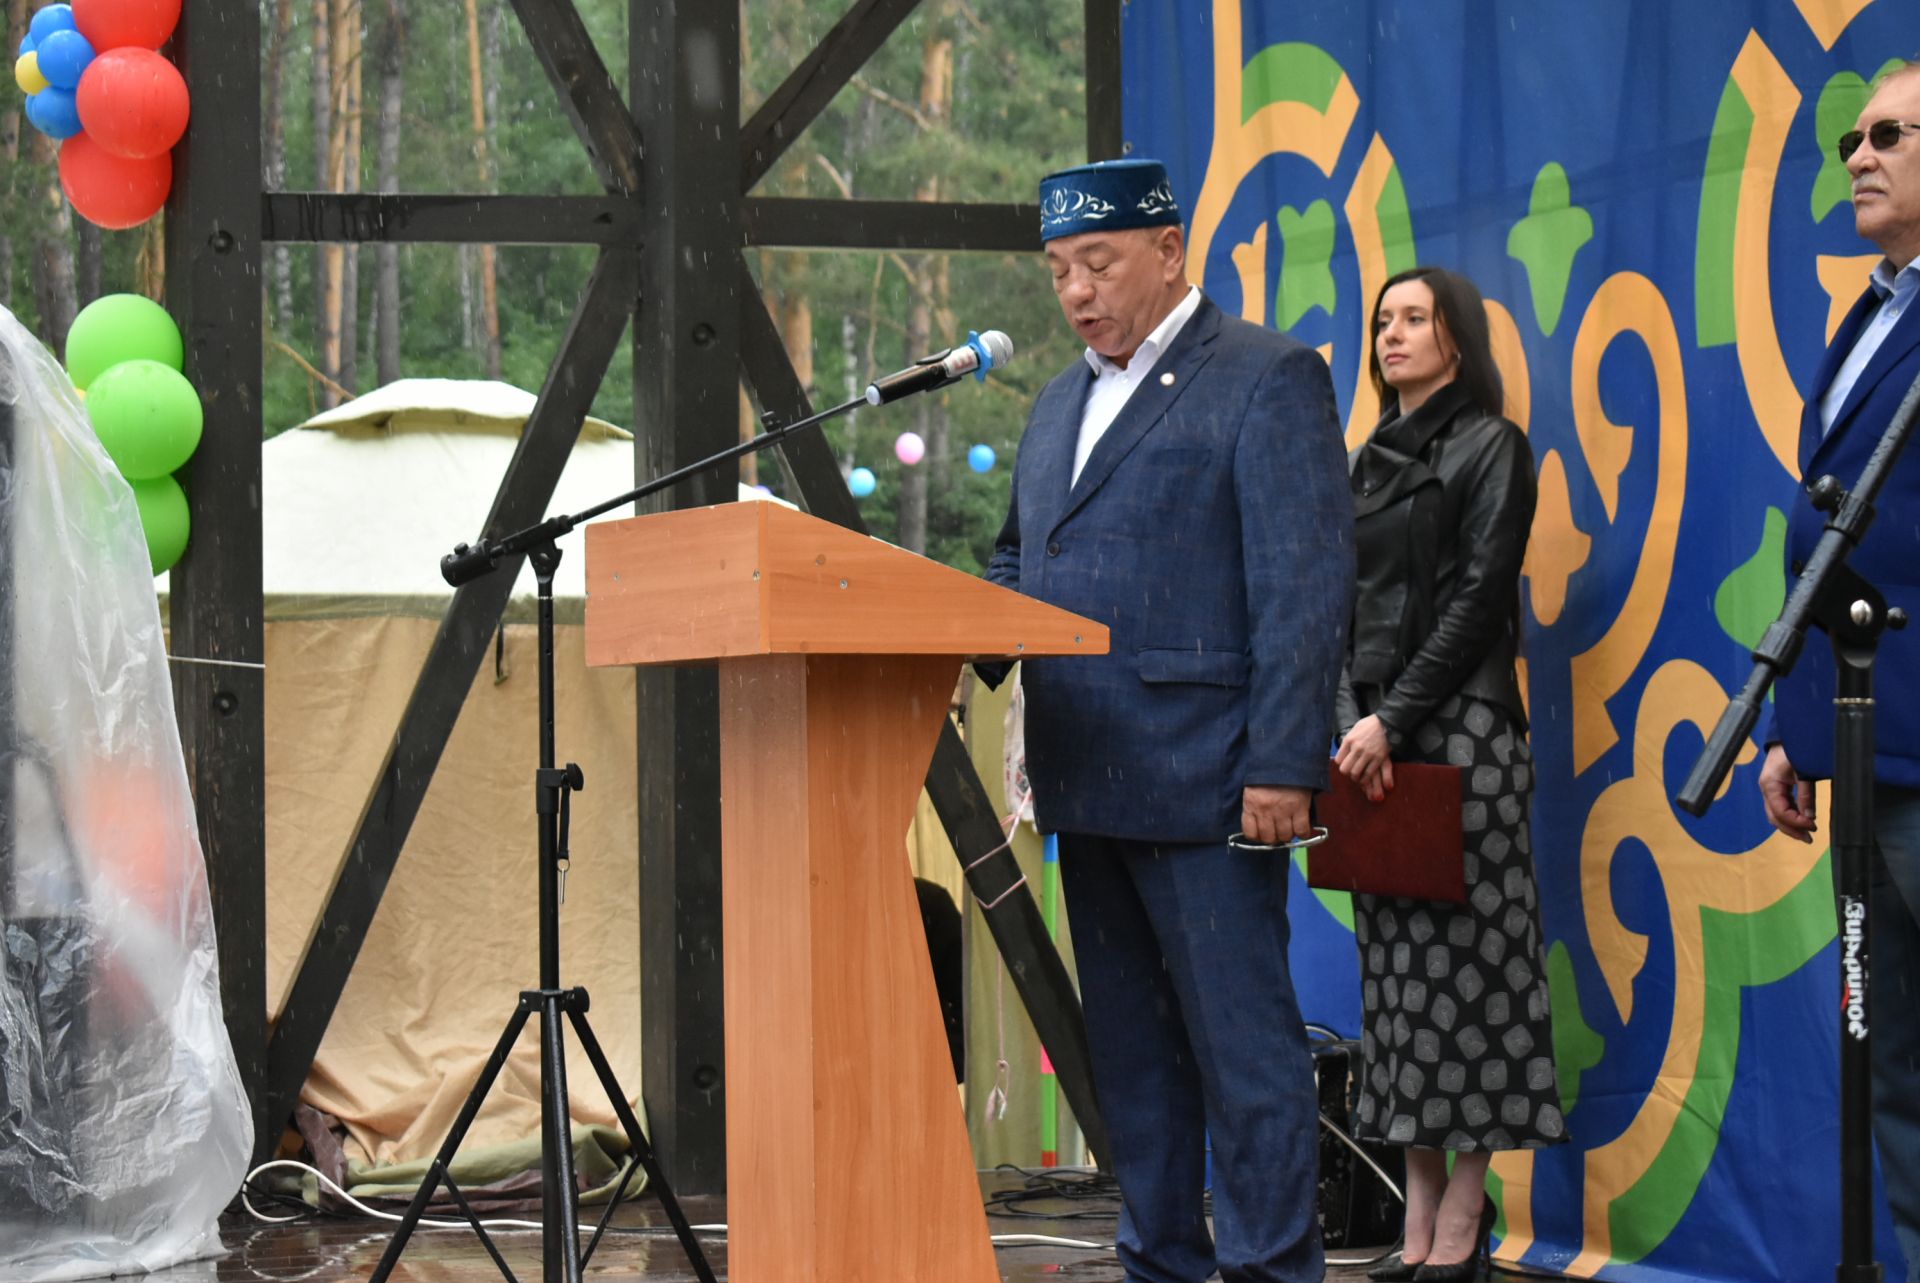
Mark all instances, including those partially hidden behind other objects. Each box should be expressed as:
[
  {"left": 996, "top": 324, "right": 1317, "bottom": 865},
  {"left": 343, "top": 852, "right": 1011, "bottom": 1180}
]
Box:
[
  {"left": 848, "top": 467, "right": 877, "bottom": 499},
  {"left": 27, "top": 4, "right": 75, "bottom": 44},
  {"left": 20, "top": 34, "right": 37, "bottom": 56},
  {"left": 26, "top": 88, "right": 82, "bottom": 140},
  {"left": 35, "top": 28, "right": 92, "bottom": 90},
  {"left": 967, "top": 443, "right": 998, "bottom": 473}
]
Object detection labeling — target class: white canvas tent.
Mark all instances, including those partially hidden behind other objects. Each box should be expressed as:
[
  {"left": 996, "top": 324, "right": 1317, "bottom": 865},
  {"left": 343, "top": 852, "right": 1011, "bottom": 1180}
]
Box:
[
  {"left": 164, "top": 377, "right": 775, "bottom": 611},
  {"left": 230, "top": 380, "right": 787, "bottom": 1174}
]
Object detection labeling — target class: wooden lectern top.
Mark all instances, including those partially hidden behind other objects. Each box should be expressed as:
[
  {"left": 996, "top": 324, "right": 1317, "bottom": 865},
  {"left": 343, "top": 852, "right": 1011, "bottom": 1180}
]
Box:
[{"left": 583, "top": 500, "right": 1109, "bottom": 667}]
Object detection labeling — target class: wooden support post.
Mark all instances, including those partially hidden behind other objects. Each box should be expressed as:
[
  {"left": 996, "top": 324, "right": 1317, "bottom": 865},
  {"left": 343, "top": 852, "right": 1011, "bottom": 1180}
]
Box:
[
  {"left": 1086, "top": 0, "right": 1124, "bottom": 161},
  {"left": 167, "top": 0, "right": 268, "bottom": 1150},
  {"left": 630, "top": 0, "right": 742, "bottom": 1192}
]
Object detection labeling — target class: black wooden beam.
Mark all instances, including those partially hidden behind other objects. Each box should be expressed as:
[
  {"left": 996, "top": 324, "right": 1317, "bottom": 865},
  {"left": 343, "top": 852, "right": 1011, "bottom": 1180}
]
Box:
[
  {"left": 741, "top": 0, "right": 925, "bottom": 193},
  {"left": 262, "top": 193, "right": 1040, "bottom": 254},
  {"left": 744, "top": 197, "right": 1038, "bottom": 253},
  {"left": 259, "top": 249, "right": 640, "bottom": 1164},
  {"left": 504, "top": 0, "right": 643, "bottom": 195},
  {"left": 736, "top": 260, "right": 1111, "bottom": 1167},
  {"left": 263, "top": 192, "right": 637, "bottom": 245},
  {"left": 735, "top": 262, "right": 864, "bottom": 531},
  {"left": 630, "top": 0, "right": 740, "bottom": 1194},
  {"left": 168, "top": 0, "right": 268, "bottom": 1153},
  {"left": 922, "top": 727, "right": 1109, "bottom": 1166},
  {"left": 1085, "top": 0, "right": 1123, "bottom": 161}
]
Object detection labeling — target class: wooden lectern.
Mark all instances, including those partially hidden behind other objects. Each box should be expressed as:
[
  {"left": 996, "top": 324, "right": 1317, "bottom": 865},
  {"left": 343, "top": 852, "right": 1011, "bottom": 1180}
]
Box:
[{"left": 584, "top": 501, "right": 1107, "bottom": 1283}]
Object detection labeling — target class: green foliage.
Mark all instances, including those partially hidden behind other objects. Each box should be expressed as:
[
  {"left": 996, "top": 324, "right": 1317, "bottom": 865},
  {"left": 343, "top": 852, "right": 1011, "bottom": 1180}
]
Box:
[
  {"left": 4, "top": 0, "right": 1093, "bottom": 572},
  {"left": 742, "top": 0, "right": 1089, "bottom": 566}
]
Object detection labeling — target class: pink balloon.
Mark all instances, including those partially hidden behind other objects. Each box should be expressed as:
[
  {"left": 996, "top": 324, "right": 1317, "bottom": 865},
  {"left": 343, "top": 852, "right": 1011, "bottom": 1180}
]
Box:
[{"left": 894, "top": 431, "right": 926, "bottom": 465}]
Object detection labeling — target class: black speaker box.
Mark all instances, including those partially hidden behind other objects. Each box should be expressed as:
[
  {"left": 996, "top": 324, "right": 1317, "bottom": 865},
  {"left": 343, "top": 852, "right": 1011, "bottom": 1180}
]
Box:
[{"left": 1314, "top": 1039, "right": 1404, "bottom": 1249}]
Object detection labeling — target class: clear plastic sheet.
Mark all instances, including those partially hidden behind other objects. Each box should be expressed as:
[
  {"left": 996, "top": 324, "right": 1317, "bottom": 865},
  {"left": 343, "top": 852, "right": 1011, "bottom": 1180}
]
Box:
[{"left": 0, "top": 308, "right": 251, "bottom": 1279}]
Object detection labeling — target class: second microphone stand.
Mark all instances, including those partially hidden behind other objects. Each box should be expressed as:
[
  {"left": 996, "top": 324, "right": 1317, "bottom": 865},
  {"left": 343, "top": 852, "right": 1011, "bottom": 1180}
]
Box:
[{"left": 1679, "top": 369, "right": 1920, "bottom": 1283}]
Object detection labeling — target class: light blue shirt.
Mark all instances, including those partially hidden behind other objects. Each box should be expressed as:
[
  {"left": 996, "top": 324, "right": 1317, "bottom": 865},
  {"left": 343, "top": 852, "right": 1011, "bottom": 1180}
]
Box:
[{"left": 1821, "top": 259, "right": 1920, "bottom": 436}]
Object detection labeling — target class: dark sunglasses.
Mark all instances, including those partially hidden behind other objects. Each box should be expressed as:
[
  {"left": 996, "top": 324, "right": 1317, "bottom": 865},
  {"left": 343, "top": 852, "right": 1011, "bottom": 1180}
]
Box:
[{"left": 1838, "top": 119, "right": 1920, "bottom": 163}]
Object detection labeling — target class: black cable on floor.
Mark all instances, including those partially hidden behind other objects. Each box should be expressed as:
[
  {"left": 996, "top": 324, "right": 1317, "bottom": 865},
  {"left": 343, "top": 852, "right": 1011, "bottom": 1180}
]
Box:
[{"left": 982, "top": 1163, "right": 1123, "bottom": 1220}]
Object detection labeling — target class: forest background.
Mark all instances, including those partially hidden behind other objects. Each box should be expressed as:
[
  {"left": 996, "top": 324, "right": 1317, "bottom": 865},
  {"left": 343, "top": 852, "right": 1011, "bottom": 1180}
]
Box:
[{"left": 0, "top": 0, "right": 1095, "bottom": 571}]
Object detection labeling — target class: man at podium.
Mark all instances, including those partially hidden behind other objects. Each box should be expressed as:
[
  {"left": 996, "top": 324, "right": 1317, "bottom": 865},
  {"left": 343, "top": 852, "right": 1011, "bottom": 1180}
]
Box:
[{"left": 985, "top": 159, "right": 1355, "bottom": 1283}]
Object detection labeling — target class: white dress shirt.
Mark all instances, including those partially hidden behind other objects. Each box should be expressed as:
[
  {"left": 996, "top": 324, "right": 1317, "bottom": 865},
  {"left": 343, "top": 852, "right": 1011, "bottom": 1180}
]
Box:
[
  {"left": 1070, "top": 285, "right": 1204, "bottom": 487},
  {"left": 1821, "top": 258, "right": 1920, "bottom": 436}
]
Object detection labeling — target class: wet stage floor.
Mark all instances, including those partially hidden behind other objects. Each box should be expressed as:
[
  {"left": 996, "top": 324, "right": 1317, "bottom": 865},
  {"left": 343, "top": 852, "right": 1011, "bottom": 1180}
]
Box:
[{"left": 146, "top": 1171, "right": 1545, "bottom": 1282}]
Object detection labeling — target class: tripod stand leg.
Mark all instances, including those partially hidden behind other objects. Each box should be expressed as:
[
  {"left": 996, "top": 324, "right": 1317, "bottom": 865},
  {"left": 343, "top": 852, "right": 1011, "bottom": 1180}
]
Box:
[
  {"left": 566, "top": 1004, "right": 719, "bottom": 1283},
  {"left": 443, "top": 1173, "right": 521, "bottom": 1280},
  {"left": 540, "top": 992, "right": 586, "bottom": 1283},
  {"left": 369, "top": 1002, "right": 536, "bottom": 1283},
  {"left": 578, "top": 1151, "right": 642, "bottom": 1265}
]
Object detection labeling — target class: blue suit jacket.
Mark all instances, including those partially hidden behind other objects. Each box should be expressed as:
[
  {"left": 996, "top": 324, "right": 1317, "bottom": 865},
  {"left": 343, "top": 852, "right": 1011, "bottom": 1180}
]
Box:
[
  {"left": 1765, "top": 283, "right": 1920, "bottom": 785},
  {"left": 985, "top": 295, "right": 1356, "bottom": 842}
]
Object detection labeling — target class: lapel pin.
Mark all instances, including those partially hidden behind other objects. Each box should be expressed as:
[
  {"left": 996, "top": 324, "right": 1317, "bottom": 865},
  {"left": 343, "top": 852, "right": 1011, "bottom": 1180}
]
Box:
[{"left": 1160, "top": 372, "right": 1176, "bottom": 386}]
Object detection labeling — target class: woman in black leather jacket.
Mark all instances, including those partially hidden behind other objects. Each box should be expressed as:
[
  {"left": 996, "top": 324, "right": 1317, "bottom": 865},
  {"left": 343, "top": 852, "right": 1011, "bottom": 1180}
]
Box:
[{"left": 1334, "top": 267, "right": 1566, "bottom": 1282}]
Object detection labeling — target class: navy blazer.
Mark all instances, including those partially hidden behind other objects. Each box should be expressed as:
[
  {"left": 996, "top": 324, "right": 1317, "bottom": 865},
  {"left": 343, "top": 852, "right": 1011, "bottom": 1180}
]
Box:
[
  {"left": 986, "top": 295, "right": 1356, "bottom": 842},
  {"left": 1765, "top": 281, "right": 1920, "bottom": 785}
]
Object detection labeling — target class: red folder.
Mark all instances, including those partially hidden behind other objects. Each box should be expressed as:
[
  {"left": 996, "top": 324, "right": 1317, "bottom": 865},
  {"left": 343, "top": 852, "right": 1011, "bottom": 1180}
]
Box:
[{"left": 1306, "top": 761, "right": 1467, "bottom": 904}]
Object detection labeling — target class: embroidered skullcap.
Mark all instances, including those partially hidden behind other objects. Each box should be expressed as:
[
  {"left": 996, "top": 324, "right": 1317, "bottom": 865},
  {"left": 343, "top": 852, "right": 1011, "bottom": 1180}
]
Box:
[{"left": 1037, "top": 158, "right": 1182, "bottom": 242}]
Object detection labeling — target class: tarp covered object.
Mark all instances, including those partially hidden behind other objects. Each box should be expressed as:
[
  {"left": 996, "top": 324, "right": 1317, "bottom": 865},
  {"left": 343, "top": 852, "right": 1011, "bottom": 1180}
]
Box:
[
  {"left": 1124, "top": 2, "right": 1909, "bottom": 1279},
  {"left": 0, "top": 307, "right": 251, "bottom": 1277}
]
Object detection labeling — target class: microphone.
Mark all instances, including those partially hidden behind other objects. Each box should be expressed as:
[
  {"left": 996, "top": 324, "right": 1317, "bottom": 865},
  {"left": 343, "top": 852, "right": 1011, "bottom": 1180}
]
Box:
[{"left": 865, "top": 329, "right": 1013, "bottom": 406}]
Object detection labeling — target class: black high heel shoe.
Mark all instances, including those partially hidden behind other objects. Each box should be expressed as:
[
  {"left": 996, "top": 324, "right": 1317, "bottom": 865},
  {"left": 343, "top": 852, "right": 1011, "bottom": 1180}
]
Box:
[
  {"left": 1366, "top": 1251, "right": 1422, "bottom": 1281},
  {"left": 1412, "top": 1194, "right": 1496, "bottom": 1281}
]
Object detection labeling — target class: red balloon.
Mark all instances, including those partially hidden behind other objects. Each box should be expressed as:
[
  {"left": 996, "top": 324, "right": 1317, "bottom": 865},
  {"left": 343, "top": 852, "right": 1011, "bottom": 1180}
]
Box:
[
  {"left": 76, "top": 48, "right": 189, "bottom": 158},
  {"left": 73, "top": 0, "right": 182, "bottom": 51},
  {"left": 59, "top": 133, "right": 170, "bottom": 229}
]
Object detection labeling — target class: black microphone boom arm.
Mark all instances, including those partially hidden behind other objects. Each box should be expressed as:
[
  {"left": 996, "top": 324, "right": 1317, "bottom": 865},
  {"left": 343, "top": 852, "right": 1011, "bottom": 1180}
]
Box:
[{"left": 440, "top": 393, "right": 868, "bottom": 587}]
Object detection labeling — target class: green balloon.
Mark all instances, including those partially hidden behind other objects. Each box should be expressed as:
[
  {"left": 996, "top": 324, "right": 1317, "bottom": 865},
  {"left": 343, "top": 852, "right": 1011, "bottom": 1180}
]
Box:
[
  {"left": 130, "top": 474, "right": 190, "bottom": 575},
  {"left": 65, "top": 293, "right": 183, "bottom": 391},
  {"left": 87, "top": 359, "right": 203, "bottom": 479}
]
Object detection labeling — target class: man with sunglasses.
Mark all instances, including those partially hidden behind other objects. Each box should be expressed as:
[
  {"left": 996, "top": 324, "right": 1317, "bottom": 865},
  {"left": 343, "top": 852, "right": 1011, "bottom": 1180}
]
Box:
[{"left": 1760, "top": 57, "right": 1920, "bottom": 1282}]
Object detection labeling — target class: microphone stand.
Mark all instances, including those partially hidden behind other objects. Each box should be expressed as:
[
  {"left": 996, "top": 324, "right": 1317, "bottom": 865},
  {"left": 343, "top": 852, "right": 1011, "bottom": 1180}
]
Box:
[
  {"left": 369, "top": 392, "right": 866, "bottom": 1283},
  {"left": 1678, "top": 369, "right": 1920, "bottom": 1283}
]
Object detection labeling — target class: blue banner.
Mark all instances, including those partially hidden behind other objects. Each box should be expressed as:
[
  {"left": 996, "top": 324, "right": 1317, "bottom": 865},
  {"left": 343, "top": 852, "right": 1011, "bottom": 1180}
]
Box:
[{"left": 1123, "top": 3, "right": 1911, "bottom": 1278}]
